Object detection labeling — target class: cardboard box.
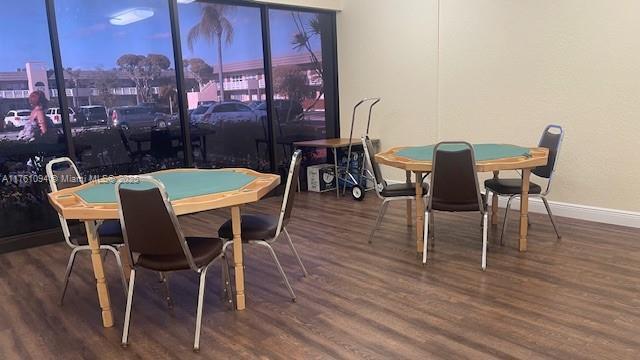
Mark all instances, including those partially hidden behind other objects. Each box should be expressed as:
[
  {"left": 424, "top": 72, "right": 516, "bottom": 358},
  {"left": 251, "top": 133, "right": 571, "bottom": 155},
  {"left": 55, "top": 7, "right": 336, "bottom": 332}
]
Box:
[{"left": 307, "top": 164, "right": 336, "bottom": 192}]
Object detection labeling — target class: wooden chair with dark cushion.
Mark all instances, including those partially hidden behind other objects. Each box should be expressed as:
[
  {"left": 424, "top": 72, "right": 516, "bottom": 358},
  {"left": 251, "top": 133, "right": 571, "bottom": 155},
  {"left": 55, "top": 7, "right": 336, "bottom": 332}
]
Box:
[
  {"left": 361, "top": 135, "right": 430, "bottom": 244},
  {"left": 423, "top": 142, "right": 489, "bottom": 270},
  {"left": 217, "top": 150, "right": 308, "bottom": 302},
  {"left": 484, "top": 125, "right": 564, "bottom": 244},
  {"left": 116, "top": 176, "right": 232, "bottom": 352},
  {"left": 46, "top": 157, "right": 127, "bottom": 304}
]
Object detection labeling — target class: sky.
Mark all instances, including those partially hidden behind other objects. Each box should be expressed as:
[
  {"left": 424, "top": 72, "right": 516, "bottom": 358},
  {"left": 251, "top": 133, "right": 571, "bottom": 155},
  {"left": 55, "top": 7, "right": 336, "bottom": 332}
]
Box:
[{"left": 0, "top": 0, "right": 323, "bottom": 72}]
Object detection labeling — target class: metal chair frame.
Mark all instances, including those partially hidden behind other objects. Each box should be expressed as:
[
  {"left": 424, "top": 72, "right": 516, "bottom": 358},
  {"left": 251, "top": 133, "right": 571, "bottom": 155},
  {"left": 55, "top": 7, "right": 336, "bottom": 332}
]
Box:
[
  {"left": 422, "top": 142, "right": 489, "bottom": 270},
  {"left": 116, "top": 176, "right": 233, "bottom": 352},
  {"left": 486, "top": 125, "right": 565, "bottom": 245},
  {"left": 45, "top": 157, "right": 128, "bottom": 305},
  {"left": 361, "top": 136, "right": 429, "bottom": 244},
  {"left": 221, "top": 150, "right": 308, "bottom": 302}
]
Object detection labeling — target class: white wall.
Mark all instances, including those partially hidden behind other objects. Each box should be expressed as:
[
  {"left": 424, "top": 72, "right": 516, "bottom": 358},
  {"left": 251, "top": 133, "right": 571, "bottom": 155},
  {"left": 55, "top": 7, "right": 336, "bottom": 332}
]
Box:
[
  {"left": 338, "top": 0, "right": 640, "bottom": 213},
  {"left": 337, "top": 0, "right": 440, "bottom": 179}
]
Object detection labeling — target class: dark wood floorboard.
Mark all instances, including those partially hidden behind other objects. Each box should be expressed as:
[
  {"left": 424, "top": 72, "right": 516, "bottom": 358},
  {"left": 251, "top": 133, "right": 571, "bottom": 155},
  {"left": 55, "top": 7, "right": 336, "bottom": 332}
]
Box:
[{"left": 0, "top": 191, "right": 639, "bottom": 359}]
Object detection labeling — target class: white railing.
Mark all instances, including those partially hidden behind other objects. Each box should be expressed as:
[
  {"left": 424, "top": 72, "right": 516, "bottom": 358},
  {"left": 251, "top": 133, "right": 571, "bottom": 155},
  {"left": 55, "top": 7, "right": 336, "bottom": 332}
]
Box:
[{"left": 0, "top": 90, "right": 30, "bottom": 99}]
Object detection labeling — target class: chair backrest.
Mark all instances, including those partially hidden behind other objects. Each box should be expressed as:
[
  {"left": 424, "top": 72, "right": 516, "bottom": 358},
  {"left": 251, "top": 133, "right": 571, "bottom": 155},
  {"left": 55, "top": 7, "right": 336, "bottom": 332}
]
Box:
[
  {"left": 428, "top": 142, "right": 484, "bottom": 213},
  {"left": 277, "top": 150, "right": 303, "bottom": 235},
  {"left": 533, "top": 124, "right": 564, "bottom": 179},
  {"left": 361, "top": 135, "right": 387, "bottom": 194},
  {"left": 46, "top": 157, "right": 83, "bottom": 192},
  {"left": 46, "top": 157, "right": 84, "bottom": 246},
  {"left": 115, "top": 177, "right": 198, "bottom": 271}
]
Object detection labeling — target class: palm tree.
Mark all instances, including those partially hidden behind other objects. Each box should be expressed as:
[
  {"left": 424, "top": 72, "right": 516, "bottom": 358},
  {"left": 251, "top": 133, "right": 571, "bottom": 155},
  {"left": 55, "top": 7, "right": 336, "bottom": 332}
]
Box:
[{"left": 187, "top": 4, "right": 234, "bottom": 102}]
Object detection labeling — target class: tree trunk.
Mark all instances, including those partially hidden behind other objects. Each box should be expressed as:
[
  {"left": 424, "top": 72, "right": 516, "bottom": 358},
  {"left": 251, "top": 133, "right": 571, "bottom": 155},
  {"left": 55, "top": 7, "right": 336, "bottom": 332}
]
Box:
[{"left": 217, "top": 33, "right": 225, "bottom": 101}]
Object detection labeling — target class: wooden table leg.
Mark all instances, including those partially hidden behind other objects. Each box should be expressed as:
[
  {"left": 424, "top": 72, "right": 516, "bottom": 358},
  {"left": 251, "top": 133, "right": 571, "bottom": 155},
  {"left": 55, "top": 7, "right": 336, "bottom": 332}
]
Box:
[
  {"left": 519, "top": 169, "right": 531, "bottom": 252},
  {"left": 231, "top": 206, "right": 246, "bottom": 310},
  {"left": 491, "top": 171, "right": 499, "bottom": 225},
  {"left": 84, "top": 221, "right": 114, "bottom": 327},
  {"left": 406, "top": 171, "right": 412, "bottom": 227},
  {"left": 415, "top": 172, "right": 424, "bottom": 253}
]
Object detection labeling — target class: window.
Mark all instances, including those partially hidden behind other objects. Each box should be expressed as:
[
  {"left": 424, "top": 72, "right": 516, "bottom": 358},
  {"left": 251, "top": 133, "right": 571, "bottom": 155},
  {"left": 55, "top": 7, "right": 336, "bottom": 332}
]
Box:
[
  {"left": 0, "top": 1, "right": 67, "bottom": 238},
  {"left": 268, "top": 8, "right": 339, "bottom": 173},
  {"left": 55, "top": 0, "right": 184, "bottom": 176},
  {"left": 178, "top": 1, "right": 269, "bottom": 170},
  {"left": 0, "top": 0, "right": 339, "bottom": 245}
]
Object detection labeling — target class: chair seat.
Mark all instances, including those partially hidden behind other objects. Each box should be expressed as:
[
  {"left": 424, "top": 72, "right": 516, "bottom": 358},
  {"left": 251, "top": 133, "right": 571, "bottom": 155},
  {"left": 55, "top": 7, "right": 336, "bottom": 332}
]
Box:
[
  {"left": 70, "top": 220, "right": 124, "bottom": 246},
  {"left": 217, "top": 214, "right": 279, "bottom": 241},
  {"left": 484, "top": 178, "right": 542, "bottom": 195},
  {"left": 432, "top": 193, "right": 487, "bottom": 212},
  {"left": 380, "top": 182, "right": 429, "bottom": 198},
  {"left": 136, "top": 237, "right": 224, "bottom": 271}
]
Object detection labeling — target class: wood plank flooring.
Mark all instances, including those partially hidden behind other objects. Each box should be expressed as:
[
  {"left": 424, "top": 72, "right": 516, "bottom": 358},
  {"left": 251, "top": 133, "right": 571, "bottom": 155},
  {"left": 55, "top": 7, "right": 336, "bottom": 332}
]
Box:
[{"left": 0, "top": 191, "right": 639, "bottom": 359}]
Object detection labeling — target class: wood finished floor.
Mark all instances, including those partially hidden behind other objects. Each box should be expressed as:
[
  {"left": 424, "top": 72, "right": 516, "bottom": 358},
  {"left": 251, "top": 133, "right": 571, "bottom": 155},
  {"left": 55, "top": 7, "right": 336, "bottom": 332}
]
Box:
[{"left": 0, "top": 191, "right": 639, "bottom": 359}]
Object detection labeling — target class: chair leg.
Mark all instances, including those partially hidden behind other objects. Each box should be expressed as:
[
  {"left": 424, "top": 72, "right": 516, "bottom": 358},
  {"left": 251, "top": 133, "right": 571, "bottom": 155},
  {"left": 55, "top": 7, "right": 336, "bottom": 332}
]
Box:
[
  {"left": 256, "top": 241, "right": 296, "bottom": 302},
  {"left": 542, "top": 196, "right": 562, "bottom": 239},
  {"left": 193, "top": 266, "right": 210, "bottom": 352},
  {"left": 121, "top": 269, "right": 136, "bottom": 348},
  {"left": 422, "top": 211, "right": 430, "bottom": 264},
  {"left": 104, "top": 246, "right": 128, "bottom": 299},
  {"left": 368, "top": 200, "right": 390, "bottom": 244},
  {"left": 500, "top": 196, "right": 515, "bottom": 246},
  {"left": 59, "top": 247, "right": 81, "bottom": 306},
  {"left": 482, "top": 213, "right": 488, "bottom": 271},
  {"left": 283, "top": 228, "right": 309, "bottom": 277}
]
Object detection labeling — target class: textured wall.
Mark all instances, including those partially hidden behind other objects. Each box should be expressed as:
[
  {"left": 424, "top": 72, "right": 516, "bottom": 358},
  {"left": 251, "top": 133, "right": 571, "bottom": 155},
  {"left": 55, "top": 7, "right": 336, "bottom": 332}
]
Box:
[{"left": 338, "top": 0, "right": 640, "bottom": 211}]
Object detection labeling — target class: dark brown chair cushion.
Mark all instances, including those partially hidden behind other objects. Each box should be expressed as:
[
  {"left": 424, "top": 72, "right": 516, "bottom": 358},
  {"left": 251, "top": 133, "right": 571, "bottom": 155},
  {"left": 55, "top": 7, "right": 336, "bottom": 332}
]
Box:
[
  {"left": 432, "top": 193, "right": 487, "bottom": 212},
  {"left": 69, "top": 220, "right": 124, "bottom": 246},
  {"left": 217, "top": 214, "right": 279, "bottom": 241},
  {"left": 484, "top": 178, "right": 542, "bottom": 195},
  {"left": 380, "top": 182, "right": 429, "bottom": 198},
  {"left": 136, "top": 237, "right": 223, "bottom": 271}
]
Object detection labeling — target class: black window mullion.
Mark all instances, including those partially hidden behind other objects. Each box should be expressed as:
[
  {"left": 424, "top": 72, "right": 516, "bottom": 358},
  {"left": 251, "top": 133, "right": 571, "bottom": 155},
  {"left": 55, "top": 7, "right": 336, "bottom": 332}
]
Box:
[
  {"left": 45, "top": 0, "right": 75, "bottom": 161},
  {"left": 168, "top": 0, "right": 193, "bottom": 167},
  {"left": 260, "top": 5, "right": 277, "bottom": 174}
]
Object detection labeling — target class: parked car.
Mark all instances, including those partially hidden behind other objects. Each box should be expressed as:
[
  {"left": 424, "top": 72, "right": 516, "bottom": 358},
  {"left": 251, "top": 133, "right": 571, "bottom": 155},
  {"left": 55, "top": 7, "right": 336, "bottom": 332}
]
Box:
[
  {"left": 46, "top": 107, "right": 77, "bottom": 126},
  {"left": 254, "top": 100, "right": 304, "bottom": 123},
  {"left": 3, "top": 109, "right": 31, "bottom": 130},
  {"left": 245, "top": 101, "right": 262, "bottom": 109},
  {"left": 189, "top": 105, "right": 210, "bottom": 124},
  {"left": 110, "top": 106, "right": 172, "bottom": 130},
  {"left": 79, "top": 105, "right": 109, "bottom": 126},
  {"left": 197, "top": 102, "right": 258, "bottom": 125}
]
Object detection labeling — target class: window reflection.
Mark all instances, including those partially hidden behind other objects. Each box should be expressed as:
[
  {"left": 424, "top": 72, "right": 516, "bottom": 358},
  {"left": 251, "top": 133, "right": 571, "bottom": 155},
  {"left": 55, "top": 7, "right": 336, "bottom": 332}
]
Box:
[
  {"left": 55, "top": 0, "right": 184, "bottom": 176},
  {"left": 178, "top": 1, "right": 269, "bottom": 170},
  {"left": 269, "top": 9, "right": 333, "bottom": 174},
  {"left": 0, "top": 1, "right": 67, "bottom": 238}
]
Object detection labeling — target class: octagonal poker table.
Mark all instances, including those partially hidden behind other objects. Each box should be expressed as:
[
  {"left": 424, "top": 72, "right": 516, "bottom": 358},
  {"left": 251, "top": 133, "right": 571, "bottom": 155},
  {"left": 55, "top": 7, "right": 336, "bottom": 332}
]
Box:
[
  {"left": 376, "top": 143, "right": 548, "bottom": 254},
  {"left": 48, "top": 168, "right": 280, "bottom": 327}
]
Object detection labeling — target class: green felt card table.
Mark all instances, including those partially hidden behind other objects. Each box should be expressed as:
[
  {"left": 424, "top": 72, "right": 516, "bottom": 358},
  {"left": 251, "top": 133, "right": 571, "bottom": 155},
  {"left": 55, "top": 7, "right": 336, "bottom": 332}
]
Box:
[
  {"left": 48, "top": 168, "right": 280, "bottom": 328},
  {"left": 376, "top": 144, "right": 549, "bottom": 254}
]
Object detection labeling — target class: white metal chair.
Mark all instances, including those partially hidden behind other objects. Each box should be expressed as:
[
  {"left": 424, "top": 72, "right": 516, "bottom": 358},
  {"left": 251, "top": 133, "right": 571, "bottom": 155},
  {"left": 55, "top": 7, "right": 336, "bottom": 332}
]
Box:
[
  {"left": 423, "top": 142, "right": 489, "bottom": 270},
  {"left": 361, "top": 136, "right": 429, "bottom": 244},
  {"left": 484, "top": 125, "right": 565, "bottom": 244},
  {"left": 46, "top": 157, "right": 128, "bottom": 304},
  {"left": 116, "top": 176, "right": 232, "bottom": 352},
  {"left": 217, "top": 150, "right": 308, "bottom": 302}
]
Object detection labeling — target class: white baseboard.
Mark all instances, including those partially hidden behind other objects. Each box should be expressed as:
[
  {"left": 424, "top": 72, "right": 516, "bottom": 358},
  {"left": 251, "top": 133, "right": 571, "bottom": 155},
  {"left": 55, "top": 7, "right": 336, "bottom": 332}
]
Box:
[
  {"left": 491, "top": 196, "right": 640, "bottom": 229},
  {"left": 386, "top": 180, "right": 640, "bottom": 228}
]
